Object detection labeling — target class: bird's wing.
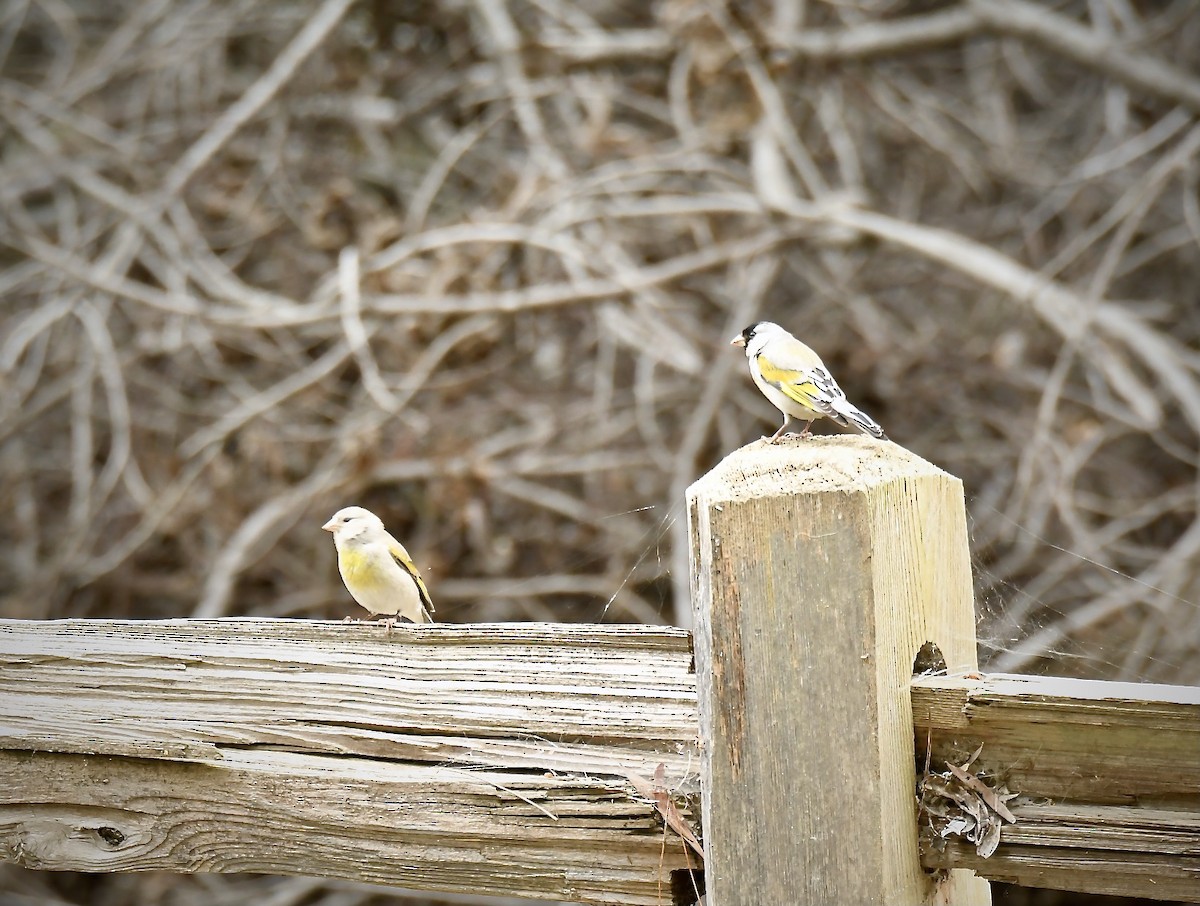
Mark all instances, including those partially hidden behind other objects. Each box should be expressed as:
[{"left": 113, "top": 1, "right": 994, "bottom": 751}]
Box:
[
  {"left": 758, "top": 342, "right": 888, "bottom": 438},
  {"left": 755, "top": 352, "right": 849, "bottom": 422},
  {"left": 387, "top": 535, "right": 436, "bottom": 615}
]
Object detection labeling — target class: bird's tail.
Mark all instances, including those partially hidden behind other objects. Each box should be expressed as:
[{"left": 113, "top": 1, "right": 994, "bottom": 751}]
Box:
[{"left": 833, "top": 399, "right": 887, "bottom": 440}]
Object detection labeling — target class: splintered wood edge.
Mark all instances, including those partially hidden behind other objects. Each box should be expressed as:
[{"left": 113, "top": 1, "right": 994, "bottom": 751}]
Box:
[
  {"left": 0, "top": 618, "right": 694, "bottom": 648},
  {"left": 913, "top": 672, "right": 1200, "bottom": 706},
  {"left": 911, "top": 672, "right": 1200, "bottom": 730}
]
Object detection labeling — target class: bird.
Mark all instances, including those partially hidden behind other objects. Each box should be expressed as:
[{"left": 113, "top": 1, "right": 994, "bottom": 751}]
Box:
[
  {"left": 731, "top": 321, "right": 887, "bottom": 442},
  {"left": 322, "top": 505, "right": 435, "bottom": 626}
]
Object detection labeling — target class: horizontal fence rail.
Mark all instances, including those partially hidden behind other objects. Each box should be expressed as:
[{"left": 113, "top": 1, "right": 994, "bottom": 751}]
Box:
[
  {"left": 913, "top": 673, "right": 1200, "bottom": 902},
  {"left": 9, "top": 619, "right": 1196, "bottom": 903},
  {"left": 0, "top": 619, "right": 702, "bottom": 906}
]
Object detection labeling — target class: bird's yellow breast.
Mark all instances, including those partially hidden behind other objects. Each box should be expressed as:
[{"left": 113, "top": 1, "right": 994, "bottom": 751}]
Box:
[{"left": 338, "top": 547, "right": 387, "bottom": 588}]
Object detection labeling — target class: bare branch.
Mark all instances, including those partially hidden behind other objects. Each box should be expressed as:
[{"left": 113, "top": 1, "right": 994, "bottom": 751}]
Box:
[
  {"left": 973, "top": 0, "right": 1200, "bottom": 113},
  {"left": 158, "top": 0, "right": 356, "bottom": 203}
]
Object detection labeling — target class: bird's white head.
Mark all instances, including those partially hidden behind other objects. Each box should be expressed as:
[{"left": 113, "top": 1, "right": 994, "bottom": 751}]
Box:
[
  {"left": 322, "top": 505, "right": 384, "bottom": 546},
  {"left": 730, "top": 321, "right": 785, "bottom": 357}
]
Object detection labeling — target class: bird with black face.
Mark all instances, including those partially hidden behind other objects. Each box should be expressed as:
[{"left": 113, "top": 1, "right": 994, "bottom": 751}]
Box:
[{"left": 731, "top": 321, "right": 887, "bottom": 442}]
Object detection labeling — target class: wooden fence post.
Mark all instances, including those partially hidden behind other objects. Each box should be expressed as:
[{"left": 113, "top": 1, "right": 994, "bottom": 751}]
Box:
[{"left": 688, "top": 437, "right": 991, "bottom": 905}]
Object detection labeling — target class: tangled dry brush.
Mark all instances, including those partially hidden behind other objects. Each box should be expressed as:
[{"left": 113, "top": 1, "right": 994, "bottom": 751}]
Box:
[{"left": 4, "top": 0, "right": 1200, "bottom": 694}]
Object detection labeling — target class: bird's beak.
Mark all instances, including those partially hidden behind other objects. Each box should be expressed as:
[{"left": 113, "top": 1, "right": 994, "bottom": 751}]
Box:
[
  {"left": 730, "top": 334, "right": 746, "bottom": 347},
  {"left": 321, "top": 519, "right": 337, "bottom": 532}
]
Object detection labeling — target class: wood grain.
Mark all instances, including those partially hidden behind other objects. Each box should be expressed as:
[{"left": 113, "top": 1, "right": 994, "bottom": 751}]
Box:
[
  {"left": 914, "top": 672, "right": 1200, "bottom": 902},
  {"left": 923, "top": 803, "right": 1200, "bottom": 902},
  {"left": 0, "top": 619, "right": 700, "bottom": 905},
  {"left": 912, "top": 673, "right": 1200, "bottom": 802},
  {"left": 687, "top": 436, "right": 990, "bottom": 906}
]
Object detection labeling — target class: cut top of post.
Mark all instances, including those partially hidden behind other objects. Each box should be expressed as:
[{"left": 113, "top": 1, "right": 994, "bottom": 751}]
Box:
[{"left": 689, "top": 435, "right": 953, "bottom": 501}]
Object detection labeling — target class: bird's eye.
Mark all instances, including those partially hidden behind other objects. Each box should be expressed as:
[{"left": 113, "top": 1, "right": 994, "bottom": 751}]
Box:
[{"left": 342, "top": 517, "right": 351, "bottom": 523}]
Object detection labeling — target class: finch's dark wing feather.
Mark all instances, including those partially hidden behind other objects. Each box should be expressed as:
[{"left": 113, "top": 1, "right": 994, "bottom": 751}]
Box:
[{"left": 388, "top": 540, "right": 435, "bottom": 615}]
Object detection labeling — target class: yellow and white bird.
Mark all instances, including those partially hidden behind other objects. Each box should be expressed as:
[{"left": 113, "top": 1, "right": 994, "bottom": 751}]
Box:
[
  {"left": 323, "top": 506, "right": 434, "bottom": 625},
  {"left": 732, "top": 321, "right": 887, "bottom": 442}
]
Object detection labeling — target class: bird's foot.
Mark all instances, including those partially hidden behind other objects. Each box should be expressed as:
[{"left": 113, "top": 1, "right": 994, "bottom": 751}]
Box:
[
  {"left": 766, "top": 424, "right": 790, "bottom": 443},
  {"left": 342, "top": 615, "right": 356, "bottom": 623},
  {"left": 764, "top": 425, "right": 811, "bottom": 442}
]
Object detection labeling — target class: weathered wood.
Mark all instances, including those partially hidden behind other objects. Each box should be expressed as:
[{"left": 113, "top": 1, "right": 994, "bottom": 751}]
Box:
[
  {"left": 913, "top": 673, "right": 1200, "bottom": 801},
  {"left": 914, "top": 672, "right": 1200, "bottom": 902},
  {"left": 687, "top": 436, "right": 990, "bottom": 906},
  {"left": 0, "top": 619, "right": 701, "bottom": 906},
  {"left": 924, "top": 805, "right": 1200, "bottom": 902}
]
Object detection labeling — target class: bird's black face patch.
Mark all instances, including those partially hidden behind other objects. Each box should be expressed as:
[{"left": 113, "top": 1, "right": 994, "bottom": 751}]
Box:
[{"left": 740, "top": 323, "right": 761, "bottom": 345}]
